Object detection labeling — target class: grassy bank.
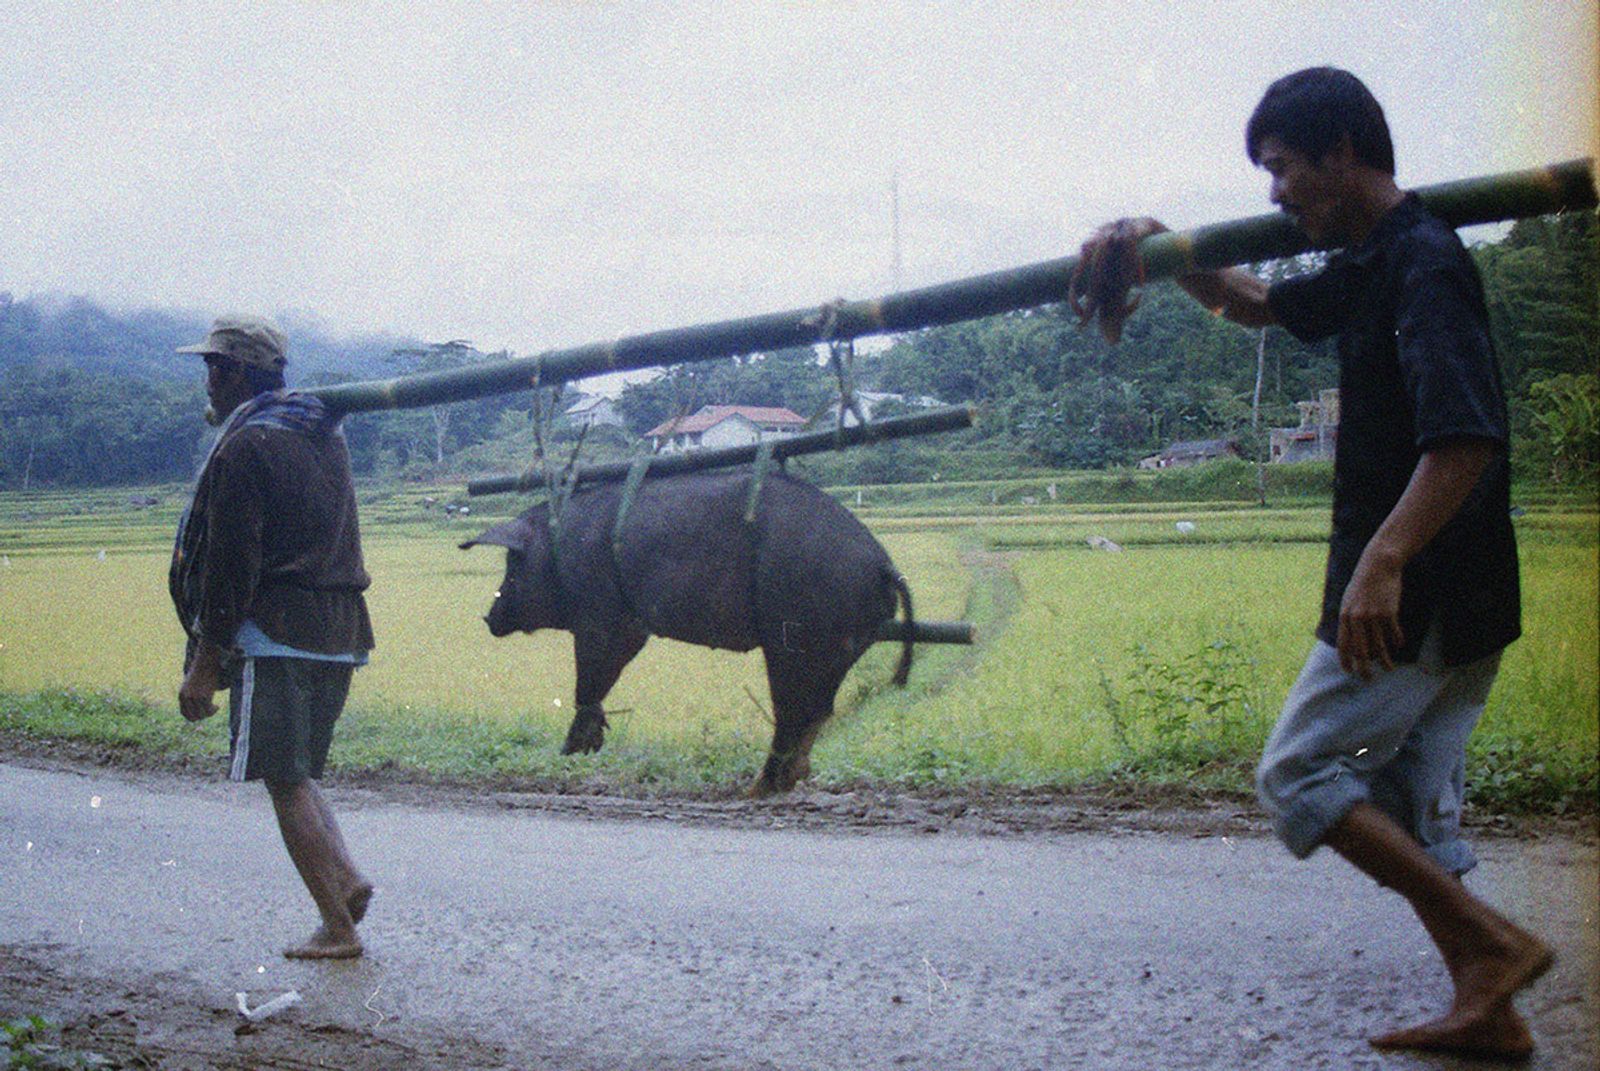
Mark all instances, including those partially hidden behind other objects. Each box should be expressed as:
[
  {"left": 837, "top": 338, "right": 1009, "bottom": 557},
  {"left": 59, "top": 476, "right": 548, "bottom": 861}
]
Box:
[{"left": 2, "top": 481, "right": 1595, "bottom": 813}]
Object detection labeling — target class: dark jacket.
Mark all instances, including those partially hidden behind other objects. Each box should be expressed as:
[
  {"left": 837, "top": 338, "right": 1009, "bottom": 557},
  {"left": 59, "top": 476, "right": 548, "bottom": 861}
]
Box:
[{"left": 171, "top": 393, "right": 374, "bottom": 659}]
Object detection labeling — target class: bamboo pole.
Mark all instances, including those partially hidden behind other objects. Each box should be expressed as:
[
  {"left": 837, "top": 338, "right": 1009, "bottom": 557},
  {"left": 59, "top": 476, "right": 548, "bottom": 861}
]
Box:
[
  {"left": 875, "top": 620, "right": 975, "bottom": 646},
  {"left": 308, "top": 158, "right": 1596, "bottom": 415},
  {"left": 468, "top": 405, "right": 975, "bottom": 496}
]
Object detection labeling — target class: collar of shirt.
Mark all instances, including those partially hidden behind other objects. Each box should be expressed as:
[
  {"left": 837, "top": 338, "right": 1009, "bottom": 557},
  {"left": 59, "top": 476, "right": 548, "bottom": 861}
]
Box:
[{"left": 1327, "top": 192, "right": 1424, "bottom": 272}]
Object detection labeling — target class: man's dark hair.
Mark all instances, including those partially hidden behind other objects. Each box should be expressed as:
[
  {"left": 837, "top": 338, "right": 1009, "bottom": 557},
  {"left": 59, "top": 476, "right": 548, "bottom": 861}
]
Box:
[{"left": 1246, "top": 67, "right": 1395, "bottom": 175}]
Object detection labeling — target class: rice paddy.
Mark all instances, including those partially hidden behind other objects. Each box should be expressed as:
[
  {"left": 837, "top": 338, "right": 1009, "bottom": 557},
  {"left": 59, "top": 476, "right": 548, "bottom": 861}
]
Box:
[{"left": 2, "top": 486, "right": 1594, "bottom": 808}]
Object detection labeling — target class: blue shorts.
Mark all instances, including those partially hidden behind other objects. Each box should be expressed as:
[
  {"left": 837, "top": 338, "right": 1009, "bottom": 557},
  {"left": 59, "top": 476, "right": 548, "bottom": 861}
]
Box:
[{"left": 1256, "top": 639, "right": 1499, "bottom": 875}]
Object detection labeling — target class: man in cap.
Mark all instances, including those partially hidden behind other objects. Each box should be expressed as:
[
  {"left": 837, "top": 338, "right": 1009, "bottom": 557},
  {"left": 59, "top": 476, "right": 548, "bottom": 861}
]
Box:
[
  {"left": 171, "top": 314, "right": 376, "bottom": 958},
  {"left": 1075, "top": 68, "right": 1550, "bottom": 1058}
]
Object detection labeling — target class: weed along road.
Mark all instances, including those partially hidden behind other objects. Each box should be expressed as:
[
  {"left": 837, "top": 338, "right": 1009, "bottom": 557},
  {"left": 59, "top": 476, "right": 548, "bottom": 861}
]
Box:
[{"left": 2, "top": 761, "right": 1595, "bottom": 1071}]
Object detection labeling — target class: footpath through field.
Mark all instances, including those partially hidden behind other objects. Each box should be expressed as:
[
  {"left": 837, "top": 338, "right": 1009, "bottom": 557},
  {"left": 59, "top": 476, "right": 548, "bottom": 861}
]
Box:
[{"left": 1, "top": 760, "right": 1595, "bottom": 1071}]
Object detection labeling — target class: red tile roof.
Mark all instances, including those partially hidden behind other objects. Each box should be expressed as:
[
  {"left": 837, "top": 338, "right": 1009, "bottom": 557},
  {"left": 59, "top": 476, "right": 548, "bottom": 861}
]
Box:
[{"left": 647, "top": 405, "right": 807, "bottom": 438}]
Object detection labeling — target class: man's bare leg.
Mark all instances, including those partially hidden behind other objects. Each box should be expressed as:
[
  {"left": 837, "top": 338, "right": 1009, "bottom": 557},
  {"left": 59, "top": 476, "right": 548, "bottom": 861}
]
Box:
[
  {"left": 1324, "top": 802, "right": 1552, "bottom": 1058},
  {"left": 267, "top": 779, "right": 364, "bottom": 959},
  {"left": 305, "top": 784, "right": 374, "bottom": 922}
]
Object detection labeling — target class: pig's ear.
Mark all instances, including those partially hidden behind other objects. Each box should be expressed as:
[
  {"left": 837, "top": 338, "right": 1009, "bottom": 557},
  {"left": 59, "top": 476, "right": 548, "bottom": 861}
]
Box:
[{"left": 460, "top": 514, "right": 537, "bottom": 551}]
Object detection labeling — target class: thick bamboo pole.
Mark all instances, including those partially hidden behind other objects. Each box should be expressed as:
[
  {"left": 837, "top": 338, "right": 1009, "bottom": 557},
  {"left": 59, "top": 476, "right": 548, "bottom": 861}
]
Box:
[
  {"left": 875, "top": 620, "right": 975, "bottom": 646},
  {"left": 467, "top": 405, "right": 975, "bottom": 496},
  {"left": 308, "top": 158, "right": 1596, "bottom": 415}
]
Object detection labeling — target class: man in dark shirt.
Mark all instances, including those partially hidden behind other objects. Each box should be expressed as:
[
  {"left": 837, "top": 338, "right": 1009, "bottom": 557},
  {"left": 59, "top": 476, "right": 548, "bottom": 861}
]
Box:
[
  {"left": 1077, "top": 68, "right": 1550, "bottom": 1058},
  {"left": 171, "top": 314, "right": 376, "bottom": 959}
]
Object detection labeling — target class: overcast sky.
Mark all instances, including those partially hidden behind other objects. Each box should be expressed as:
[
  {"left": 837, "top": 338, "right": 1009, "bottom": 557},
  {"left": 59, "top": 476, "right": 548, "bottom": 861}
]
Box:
[{"left": 3, "top": 2, "right": 1595, "bottom": 380}]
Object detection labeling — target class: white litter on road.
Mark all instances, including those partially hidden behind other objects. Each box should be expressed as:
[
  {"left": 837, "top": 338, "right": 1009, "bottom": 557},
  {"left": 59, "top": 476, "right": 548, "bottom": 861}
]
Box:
[{"left": 236, "top": 990, "right": 303, "bottom": 1022}]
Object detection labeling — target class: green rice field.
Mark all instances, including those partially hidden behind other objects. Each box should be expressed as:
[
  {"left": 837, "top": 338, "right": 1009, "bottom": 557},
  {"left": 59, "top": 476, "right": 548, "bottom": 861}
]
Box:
[{"left": 1, "top": 484, "right": 1595, "bottom": 810}]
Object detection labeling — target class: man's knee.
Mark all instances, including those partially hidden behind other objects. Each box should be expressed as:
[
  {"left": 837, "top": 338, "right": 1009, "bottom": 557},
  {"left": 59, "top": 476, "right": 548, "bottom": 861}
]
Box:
[
  {"left": 1255, "top": 739, "right": 1374, "bottom": 859},
  {"left": 264, "top": 775, "right": 309, "bottom": 802}
]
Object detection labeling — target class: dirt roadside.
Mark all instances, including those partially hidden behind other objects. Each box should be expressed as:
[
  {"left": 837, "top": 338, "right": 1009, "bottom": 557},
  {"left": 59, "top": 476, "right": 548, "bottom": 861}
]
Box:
[
  {"left": 3, "top": 729, "right": 1592, "bottom": 844},
  {"left": 1, "top": 946, "right": 517, "bottom": 1071}
]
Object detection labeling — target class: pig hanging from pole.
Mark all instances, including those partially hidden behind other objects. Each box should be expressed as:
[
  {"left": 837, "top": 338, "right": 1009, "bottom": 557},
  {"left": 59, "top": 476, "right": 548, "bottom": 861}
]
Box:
[{"left": 462, "top": 467, "right": 914, "bottom": 797}]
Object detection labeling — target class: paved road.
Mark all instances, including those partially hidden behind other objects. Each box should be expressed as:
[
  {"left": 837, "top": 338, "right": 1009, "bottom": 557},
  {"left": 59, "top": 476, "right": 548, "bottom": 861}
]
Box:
[{"left": 2, "top": 761, "right": 1595, "bottom": 1070}]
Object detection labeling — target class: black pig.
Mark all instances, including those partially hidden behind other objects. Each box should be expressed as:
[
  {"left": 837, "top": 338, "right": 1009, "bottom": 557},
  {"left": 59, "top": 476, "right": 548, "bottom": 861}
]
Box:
[{"left": 462, "top": 469, "right": 913, "bottom": 796}]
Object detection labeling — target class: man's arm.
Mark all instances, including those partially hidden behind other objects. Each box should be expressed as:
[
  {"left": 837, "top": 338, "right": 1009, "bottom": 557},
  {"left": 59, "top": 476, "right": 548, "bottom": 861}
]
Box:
[
  {"left": 1076, "top": 217, "right": 1275, "bottom": 328},
  {"left": 1338, "top": 439, "right": 1496, "bottom": 678},
  {"left": 1173, "top": 267, "right": 1274, "bottom": 328},
  {"left": 176, "top": 441, "right": 264, "bottom": 721}
]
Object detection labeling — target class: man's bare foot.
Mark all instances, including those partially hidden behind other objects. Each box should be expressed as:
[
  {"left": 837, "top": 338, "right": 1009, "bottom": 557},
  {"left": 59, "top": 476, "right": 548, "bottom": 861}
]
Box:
[
  {"left": 347, "top": 883, "right": 374, "bottom": 924},
  {"left": 1449, "top": 921, "right": 1555, "bottom": 1016},
  {"left": 1372, "top": 925, "right": 1552, "bottom": 1060},
  {"left": 283, "top": 926, "right": 363, "bottom": 960},
  {"left": 1371, "top": 1000, "right": 1533, "bottom": 1061}
]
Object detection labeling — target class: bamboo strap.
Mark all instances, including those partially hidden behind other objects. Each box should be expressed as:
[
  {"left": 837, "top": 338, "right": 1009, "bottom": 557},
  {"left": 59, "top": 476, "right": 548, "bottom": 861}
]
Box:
[
  {"left": 744, "top": 441, "right": 776, "bottom": 524},
  {"left": 607, "top": 456, "right": 655, "bottom": 634},
  {"left": 612, "top": 456, "right": 653, "bottom": 560},
  {"left": 806, "top": 299, "right": 871, "bottom": 439}
]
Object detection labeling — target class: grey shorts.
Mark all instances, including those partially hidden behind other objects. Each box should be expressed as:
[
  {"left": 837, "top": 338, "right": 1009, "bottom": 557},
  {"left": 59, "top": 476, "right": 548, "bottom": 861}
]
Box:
[
  {"left": 226, "top": 657, "right": 353, "bottom": 784},
  {"left": 1255, "top": 639, "right": 1499, "bottom": 875}
]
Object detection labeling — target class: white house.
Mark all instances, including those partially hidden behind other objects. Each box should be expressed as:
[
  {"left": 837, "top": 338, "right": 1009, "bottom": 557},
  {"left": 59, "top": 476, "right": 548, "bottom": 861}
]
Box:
[
  {"left": 562, "top": 394, "right": 626, "bottom": 430},
  {"left": 646, "top": 404, "right": 808, "bottom": 453}
]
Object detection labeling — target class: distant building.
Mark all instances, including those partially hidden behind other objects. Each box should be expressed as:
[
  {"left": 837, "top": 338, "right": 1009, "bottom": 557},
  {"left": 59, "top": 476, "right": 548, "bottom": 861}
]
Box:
[
  {"left": 1270, "top": 388, "right": 1339, "bottom": 463},
  {"left": 825, "top": 390, "right": 945, "bottom": 427},
  {"left": 1139, "top": 438, "right": 1246, "bottom": 469},
  {"left": 646, "top": 404, "right": 808, "bottom": 453},
  {"left": 562, "top": 394, "right": 626, "bottom": 430}
]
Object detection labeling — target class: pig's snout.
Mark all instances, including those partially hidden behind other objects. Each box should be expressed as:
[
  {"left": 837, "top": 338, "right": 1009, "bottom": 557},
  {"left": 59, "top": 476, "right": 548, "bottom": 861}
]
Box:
[{"left": 483, "top": 593, "right": 522, "bottom": 637}]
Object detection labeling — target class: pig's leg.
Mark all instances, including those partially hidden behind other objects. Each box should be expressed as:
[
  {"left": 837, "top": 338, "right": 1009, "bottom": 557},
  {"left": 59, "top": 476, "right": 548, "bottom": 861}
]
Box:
[
  {"left": 563, "top": 627, "right": 648, "bottom": 755},
  {"left": 749, "top": 651, "right": 853, "bottom": 797}
]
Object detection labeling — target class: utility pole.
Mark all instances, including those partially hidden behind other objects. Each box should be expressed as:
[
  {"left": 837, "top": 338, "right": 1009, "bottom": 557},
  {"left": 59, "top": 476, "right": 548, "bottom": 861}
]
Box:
[
  {"left": 890, "top": 170, "right": 903, "bottom": 293},
  {"left": 1253, "top": 327, "right": 1268, "bottom": 506}
]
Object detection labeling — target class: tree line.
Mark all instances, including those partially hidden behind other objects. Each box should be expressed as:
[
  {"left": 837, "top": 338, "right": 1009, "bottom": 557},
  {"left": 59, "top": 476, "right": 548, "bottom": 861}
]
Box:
[{"left": 1, "top": 212, "right": 1594, "bottom": 491}]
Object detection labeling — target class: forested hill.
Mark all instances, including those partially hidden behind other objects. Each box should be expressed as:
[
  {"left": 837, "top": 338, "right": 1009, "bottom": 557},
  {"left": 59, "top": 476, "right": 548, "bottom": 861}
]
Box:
[
  {"left": 0, "top": 296, "right": 428, "bottom": 486},
  {"left": 0, "top": 294, "right": 408, "bottom": 386},
  {"left": 1, "top": 211, "right": 1595, "bottom": 490}
]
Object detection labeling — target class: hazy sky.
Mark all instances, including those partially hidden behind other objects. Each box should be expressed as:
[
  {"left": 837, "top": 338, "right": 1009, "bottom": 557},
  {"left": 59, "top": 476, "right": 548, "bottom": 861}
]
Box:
[{"left": 3, "top": 2, "right": 1595, "bottom": 375}]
